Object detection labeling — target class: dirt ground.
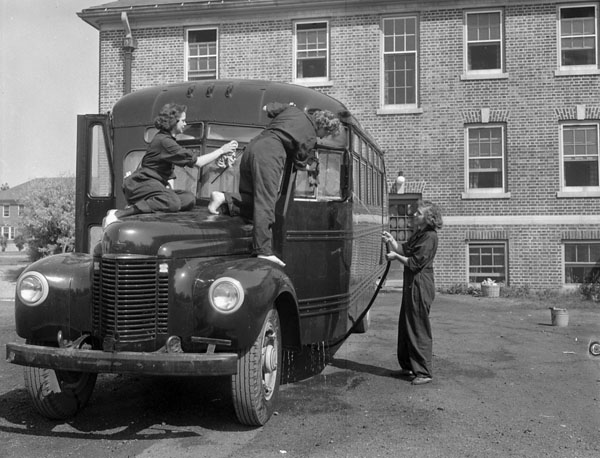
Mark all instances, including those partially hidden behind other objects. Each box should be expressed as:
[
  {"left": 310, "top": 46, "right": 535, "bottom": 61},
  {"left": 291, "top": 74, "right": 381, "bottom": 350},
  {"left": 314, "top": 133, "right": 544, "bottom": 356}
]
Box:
[{"left": 1, "top": 254, "right": 600, "bottom": 458}]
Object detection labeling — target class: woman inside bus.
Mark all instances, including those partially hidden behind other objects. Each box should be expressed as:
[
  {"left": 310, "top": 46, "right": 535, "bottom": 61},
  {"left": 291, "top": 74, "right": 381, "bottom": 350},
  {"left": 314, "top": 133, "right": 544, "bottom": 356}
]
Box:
[
  {"left": 382, "top": 200, "right": 443, "bottom": 386},
  {"left": 207, "top": 102, "right": 340, "bottom": 267},
  {"left": 103, "top": 103, "right": 237, "bottom": 227}
]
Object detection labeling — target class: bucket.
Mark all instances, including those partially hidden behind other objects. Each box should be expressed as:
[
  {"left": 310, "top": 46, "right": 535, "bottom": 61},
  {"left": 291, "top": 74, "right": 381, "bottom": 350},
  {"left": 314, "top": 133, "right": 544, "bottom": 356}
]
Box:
[
  {"left": 550, "top": 307, "right": 569, "bottom": 327},
  {"left": 481, "top": 284, "right": 500, "bottom": 297}
]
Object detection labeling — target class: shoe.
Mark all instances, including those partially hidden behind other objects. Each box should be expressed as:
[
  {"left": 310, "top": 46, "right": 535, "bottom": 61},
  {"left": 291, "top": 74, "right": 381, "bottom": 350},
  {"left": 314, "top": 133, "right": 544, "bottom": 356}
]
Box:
[
  {"left": 102, "top": 209, "right": 119, "bottom": 228},
  {"left": 257, "top": 254, "right": 286, "bottom": 267},
  {"left": 411, "top": 376, "right": 433, "bottom": 385},
  {"left": 390, "top": 369, "right": 414, "bottom": 378}
]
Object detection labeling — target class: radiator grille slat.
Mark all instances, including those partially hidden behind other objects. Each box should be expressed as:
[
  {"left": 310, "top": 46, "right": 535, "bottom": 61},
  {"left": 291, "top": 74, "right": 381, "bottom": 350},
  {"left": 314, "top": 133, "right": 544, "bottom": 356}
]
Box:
[{"left": 92, "top": 256, "right": 169, "bottom": 344}]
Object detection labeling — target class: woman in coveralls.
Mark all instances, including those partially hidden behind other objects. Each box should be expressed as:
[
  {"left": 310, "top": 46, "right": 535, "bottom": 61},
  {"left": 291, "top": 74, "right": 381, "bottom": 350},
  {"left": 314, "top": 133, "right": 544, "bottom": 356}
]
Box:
[
  {"left": 103, "top": 103, "right": 237, "bottom": 226},
  {"left": 382, "top": 200, "right": 443, "bottom": 385},
  {"left": 208, "top": 102, "right": 340, "bottom": 267}
]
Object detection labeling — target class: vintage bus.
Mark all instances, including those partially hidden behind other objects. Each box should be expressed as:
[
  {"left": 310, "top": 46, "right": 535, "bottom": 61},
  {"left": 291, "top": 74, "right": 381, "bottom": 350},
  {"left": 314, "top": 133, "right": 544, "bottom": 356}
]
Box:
[{"left": 6, "top": 79, "right": 389, "bottom": 426}]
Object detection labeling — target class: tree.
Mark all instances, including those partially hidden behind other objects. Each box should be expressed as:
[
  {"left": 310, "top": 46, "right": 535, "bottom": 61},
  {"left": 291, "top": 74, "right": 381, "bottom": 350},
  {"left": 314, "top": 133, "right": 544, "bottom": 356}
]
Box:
[
  {"left": 0, "top": 182, "right": 9, "bottom": 191},
  {"left": 14, "top": 234, "right": 25, "bottom": 251},
  {"left": 19, "top": 177, "right": 76, "bottom": 261},
  {"left": 0, "top": 236, "right": 7, "bottom": 252}
]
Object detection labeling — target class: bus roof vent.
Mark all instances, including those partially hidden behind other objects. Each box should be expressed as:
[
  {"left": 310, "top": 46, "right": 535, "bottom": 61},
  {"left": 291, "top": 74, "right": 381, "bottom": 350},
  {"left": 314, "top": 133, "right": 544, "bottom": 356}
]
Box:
[{"left": 206, "top": 84, "right": 215, "bottom": 98}]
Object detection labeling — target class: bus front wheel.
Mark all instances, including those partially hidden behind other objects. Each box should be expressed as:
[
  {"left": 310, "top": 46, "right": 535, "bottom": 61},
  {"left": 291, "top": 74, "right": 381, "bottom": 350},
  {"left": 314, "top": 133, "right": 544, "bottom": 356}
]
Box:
[{"left": 231, "top": 308, "right": 282, "bottom": 426}]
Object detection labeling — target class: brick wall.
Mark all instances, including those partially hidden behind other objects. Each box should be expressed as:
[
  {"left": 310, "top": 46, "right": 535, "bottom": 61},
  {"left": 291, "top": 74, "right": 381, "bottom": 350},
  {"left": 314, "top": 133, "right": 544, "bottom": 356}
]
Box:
[{"left": 95, "top": 1, "right": 600, "bottom": 290}]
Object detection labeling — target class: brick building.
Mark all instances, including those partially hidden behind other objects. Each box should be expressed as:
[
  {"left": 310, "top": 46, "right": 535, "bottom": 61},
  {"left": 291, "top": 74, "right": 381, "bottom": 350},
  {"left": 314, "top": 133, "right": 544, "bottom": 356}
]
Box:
[{"left": 78, "top": 0, "right": 600, "bottom": 290}]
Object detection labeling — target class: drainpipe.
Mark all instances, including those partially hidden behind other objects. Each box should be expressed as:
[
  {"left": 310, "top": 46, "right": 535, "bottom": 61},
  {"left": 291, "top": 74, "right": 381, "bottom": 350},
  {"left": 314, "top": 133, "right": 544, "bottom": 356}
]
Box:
[{"left": 121, "top": 12, "right": 137, "bottom": 95}]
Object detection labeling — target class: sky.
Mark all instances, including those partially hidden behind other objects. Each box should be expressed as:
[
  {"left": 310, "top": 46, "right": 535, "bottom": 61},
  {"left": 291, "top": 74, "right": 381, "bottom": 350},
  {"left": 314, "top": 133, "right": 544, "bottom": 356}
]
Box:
[{"left": 0, "top": 0, "right": 99, "bottom": 187}]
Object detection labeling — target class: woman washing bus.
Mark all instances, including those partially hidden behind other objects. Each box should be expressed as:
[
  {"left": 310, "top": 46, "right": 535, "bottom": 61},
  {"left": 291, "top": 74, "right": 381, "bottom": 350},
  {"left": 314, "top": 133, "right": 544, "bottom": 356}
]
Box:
[
  {"left": 207, "top": 102, "right": 340, "bottom": 267},
  {"left": 103, "top": 103, "right": 237, "bottom": 226},
  {"left": 382, "top": 200, "right": 443, "bottom": 385}
]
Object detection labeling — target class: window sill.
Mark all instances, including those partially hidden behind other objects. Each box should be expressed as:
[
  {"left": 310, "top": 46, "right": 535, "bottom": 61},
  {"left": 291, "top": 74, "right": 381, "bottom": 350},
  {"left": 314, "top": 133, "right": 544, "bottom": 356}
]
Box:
[
  {"left": 376, "top": 107, "right": 423, "bottom": 115},
  {"left": 461, "top": 191, "right": 511, "bottom": 200},
  {"left": 554, "top": 68, "right": 600, "bottom": 77},
  {"left": 557, "top": 190, "right": 600, "bottom": 198},
  {"left": 460, "top": 72, "right": 508, "bottom": 81},
  {"left": 293, "top": 79, "right": 334, "bottom": 88}
]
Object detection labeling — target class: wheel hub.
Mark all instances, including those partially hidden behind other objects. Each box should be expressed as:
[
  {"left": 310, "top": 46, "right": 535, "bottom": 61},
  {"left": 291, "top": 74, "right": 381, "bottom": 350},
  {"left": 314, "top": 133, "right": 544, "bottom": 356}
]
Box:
[{"left": 263, "top": 344, "right": 277, "bottom": 373}]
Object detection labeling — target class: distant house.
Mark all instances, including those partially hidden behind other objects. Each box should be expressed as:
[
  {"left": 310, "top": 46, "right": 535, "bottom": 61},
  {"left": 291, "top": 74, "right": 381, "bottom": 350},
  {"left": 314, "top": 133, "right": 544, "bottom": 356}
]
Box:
[
  {"left": 0, "top": 178, "right": 74, "bottom": 248},
  {"left": 77, "top": 0, "right": 600, "bottom": 290},
  {"left": 0, "top": 183, "right": 27, "bottom": 244}
]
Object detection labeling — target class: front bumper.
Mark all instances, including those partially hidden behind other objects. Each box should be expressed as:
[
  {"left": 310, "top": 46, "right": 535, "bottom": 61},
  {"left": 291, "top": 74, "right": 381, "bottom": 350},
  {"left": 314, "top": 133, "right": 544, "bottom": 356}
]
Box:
[{"left": 5, "top": 342, "right": 238, "bottom": 376}]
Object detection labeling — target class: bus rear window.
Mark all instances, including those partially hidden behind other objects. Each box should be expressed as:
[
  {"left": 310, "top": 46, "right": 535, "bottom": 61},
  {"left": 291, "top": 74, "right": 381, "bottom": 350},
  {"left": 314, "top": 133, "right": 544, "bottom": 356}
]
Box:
[
  {"left": 207, "top": 124, "right": 262, "bottom": 143},
  {"left": 144, "top": 123, "right": 204, "bottom": 144}
]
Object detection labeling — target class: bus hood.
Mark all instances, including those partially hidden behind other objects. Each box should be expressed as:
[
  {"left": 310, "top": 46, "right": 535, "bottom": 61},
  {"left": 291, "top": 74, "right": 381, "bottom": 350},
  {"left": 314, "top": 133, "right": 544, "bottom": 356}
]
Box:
[{"left": 98, "top": 208, "right": 253, "bottom": 258}]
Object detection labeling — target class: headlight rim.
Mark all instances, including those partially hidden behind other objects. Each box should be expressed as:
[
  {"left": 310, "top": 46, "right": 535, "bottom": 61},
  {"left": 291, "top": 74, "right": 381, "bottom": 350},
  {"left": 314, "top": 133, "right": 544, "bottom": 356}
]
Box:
[
  {"left": 16, "top": 271, "right": 49, "bottom": 307},
  {"left": 209, "top": 277, "right": 245, "bottom": 314}
]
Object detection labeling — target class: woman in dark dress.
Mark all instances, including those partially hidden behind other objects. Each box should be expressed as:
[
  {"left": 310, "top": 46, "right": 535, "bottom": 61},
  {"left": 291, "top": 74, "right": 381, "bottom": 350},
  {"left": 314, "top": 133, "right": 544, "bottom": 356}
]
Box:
[
  {"left": 103, "top": 103, "right": 237, "bottom": 226},
  {"left": 382, "top": 200, "right": 443, "bottom": 385},
  {"left": 208, "top": 102, "right": 340, "bottom": 267}
]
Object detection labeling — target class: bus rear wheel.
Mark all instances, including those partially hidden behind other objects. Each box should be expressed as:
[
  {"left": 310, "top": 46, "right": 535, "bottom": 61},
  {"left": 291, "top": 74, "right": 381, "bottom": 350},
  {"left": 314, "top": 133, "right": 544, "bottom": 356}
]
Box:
[{"left": 231, "top": 308, "right": 282, "bottom": 426}]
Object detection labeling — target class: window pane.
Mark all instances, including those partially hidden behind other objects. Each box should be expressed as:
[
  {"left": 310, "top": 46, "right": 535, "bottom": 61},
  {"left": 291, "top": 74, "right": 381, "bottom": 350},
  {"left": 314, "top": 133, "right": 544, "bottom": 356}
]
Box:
[
  {"left": 560, "top": 7, "right": 597, "bottom": 66},
  {"left": 384, "top": 54, "right": 416, "bottom": 104},
  {"left": 187, "top": 29, "right": 217, "bottom": 80},
  {"left": 468, "top": 127, "right": 504, "bottom": 190},
  {"left": 563, "top": 125, "right": 599, "bottom": 187},
  {"left": 296, "top": 22, "right": 327, "bottom": 79},
  {"left": 383, "top": 17, "right": 417, "bottom": 106},
  {"left": 469, "top": 244, "right": 507, "bottom": 283},
  {"left": 565, "top": 242, "right": 600, "bottom": 283},
  {"left": 89, "top": 124, "right": 112, "bottom": 197},
  {"left": 468, "top": 43, "right": 501, "bottom": 70},
  {"left": 466, "top": 12, "right": 502, "bottom": 71}
]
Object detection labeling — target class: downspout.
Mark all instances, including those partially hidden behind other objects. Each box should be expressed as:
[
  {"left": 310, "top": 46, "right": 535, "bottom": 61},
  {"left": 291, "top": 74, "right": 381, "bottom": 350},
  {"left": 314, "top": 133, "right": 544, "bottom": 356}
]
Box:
[{"left": 121, "top": 12, "right": 137, "bottom": 95}]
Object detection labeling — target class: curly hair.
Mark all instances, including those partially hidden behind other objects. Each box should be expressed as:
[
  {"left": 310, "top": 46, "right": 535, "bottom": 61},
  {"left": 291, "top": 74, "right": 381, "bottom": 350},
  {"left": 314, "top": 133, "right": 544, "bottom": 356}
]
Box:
[
  {"left": 154, "top": 103, "right": 187, "bottom": 131},
  {"left": 312, "top": 110, "right": 341, "bottom": 136},
  {"left": 419, "top": 200, "right": 443, "bottom": 230}
]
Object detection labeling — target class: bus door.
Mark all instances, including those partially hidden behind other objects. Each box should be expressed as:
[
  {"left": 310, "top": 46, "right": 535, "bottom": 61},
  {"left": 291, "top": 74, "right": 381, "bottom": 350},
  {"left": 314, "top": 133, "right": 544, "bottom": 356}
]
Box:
[{"left": 75, "top": 114, "right": 114, "bottom": 253}]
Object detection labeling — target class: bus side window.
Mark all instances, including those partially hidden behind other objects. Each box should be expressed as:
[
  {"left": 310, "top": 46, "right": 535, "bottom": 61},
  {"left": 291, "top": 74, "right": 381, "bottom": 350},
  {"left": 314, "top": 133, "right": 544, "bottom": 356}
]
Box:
[{"left": 295, "top": 150, "right": 342, "bottom": 201}]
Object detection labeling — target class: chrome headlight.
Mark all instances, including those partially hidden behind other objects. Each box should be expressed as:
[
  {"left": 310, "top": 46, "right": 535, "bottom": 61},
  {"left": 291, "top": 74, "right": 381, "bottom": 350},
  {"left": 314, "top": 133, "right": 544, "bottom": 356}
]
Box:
[
  {"left": 17, "top": 272, "right": 49, "bottom": 306},
  {"left": 209, "top": 277, "right": 245, "bottom": 314}
]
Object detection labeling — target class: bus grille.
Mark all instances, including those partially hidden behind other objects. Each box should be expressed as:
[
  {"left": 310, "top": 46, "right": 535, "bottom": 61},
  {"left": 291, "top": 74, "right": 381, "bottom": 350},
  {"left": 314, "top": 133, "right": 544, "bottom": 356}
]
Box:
[{"left": 92, "top": 256, "right": 168, "bottom": 343}]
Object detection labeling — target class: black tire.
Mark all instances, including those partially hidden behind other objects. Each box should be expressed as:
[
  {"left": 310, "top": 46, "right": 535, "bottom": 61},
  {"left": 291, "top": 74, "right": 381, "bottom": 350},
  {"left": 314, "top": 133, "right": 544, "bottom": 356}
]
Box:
[
  {"left": 231, "top": 308, "right": 282, "bottom": 426},
  {"left": 590, "top": 341, "right": 600, "bottom": 357},
  {"left": 23, "top": 342, "right": 97, "bottom": 420}
]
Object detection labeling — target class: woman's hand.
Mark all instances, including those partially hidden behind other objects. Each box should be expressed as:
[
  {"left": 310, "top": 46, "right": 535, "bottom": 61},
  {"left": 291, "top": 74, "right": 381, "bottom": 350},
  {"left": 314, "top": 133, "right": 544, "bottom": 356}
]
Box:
[
  {"left": 382, "top": 231, "right": 394, "bottom": 244},
  {"left": 382, "top": 231, "right": 399, "bottom": 251},
  {"left": 385, "top": 251, "right": 400, "bottom": 262},
  {"left": 220, "top": 140, "right": 238, "bottom": 155}
]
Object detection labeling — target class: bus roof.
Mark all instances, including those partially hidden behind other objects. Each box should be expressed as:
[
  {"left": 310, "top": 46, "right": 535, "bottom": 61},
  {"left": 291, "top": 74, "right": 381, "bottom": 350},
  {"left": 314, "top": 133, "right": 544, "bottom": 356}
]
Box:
[{"left": 111, "top": 79, "right": 361, "bottom": 131}]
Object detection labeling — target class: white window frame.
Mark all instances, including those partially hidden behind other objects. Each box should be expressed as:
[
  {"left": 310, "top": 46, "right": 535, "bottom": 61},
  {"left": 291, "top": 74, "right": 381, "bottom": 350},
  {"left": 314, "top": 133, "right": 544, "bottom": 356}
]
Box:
[
  {"left": 468, "top": 242, "right": 508, "bottom": 285},
  {"left": 185, "top": 27, "right": 218, "bottom": 81},
  {"left": 293, "top": 20, "right": 330, "bottom": 86},
  {"left": 464, "top": 124, "right": 506, "bottom": 197},
  {"left": 463, "top": 9, "right": 505, "bottom": 78},
  {"left": 1, "top": 226, "right": 14, "bottom": 240},
  {"left": 2, "top": 205, "right": 9, "bottom": 217},
  {"left": 380, "top": 15, "right": 419, "bottom": 112},
  {"left": 18, "top": 205, "right": 24, "bottom": 216},
  {"left": 563, "top": 241, "right": 600, "bottom": 284},
  {"left": 560, "top": 122, "right": 600, "bottom": 193},
  {"left": 557, "top": 3, "right": 598, "bottom": 72}
]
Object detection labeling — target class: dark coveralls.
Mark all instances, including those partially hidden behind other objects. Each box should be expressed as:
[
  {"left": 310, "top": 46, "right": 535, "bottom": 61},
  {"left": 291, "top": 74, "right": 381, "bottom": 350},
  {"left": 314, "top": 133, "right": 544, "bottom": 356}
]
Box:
[
  {"left": 225, "top": 102, "right": 318, "bottom": 257},
  {"left": 123, "top": 130, "right": 198, "bottom": 213},
  {"left": 398, "top": 227, "right": 439, "bottom": 379}
]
